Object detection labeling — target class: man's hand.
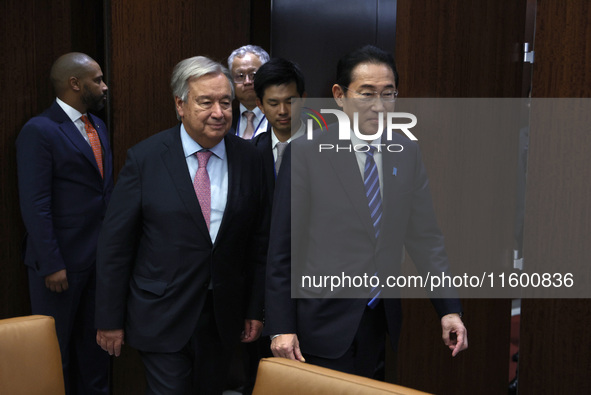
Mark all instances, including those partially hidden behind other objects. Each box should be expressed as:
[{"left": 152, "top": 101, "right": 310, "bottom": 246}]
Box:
[
  {"left": 45, "top": 269, "right": 68, "bottom": 292},
  {"left": 271, "top": 334, "right": 306, "bottom": 362},
  {"left": 96, "top": 329, "right": 125, "bottom": 357},
  {"left": 441, "top": 313, "right": 468, "bottom": 357},
  {"left": 241, "top": 319, "right": 263, "bottom": 343}
]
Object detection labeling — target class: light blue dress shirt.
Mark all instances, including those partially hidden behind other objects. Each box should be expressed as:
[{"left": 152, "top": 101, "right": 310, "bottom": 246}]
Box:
[{"left": 180, "top": 124, "right": 228, "bottom": 242}]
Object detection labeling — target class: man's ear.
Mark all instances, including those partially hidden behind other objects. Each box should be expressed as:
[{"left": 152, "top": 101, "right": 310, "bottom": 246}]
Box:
[
  {"left": 332, "top": 84, "right": 344, "bottom": 108},
  {"left": 69, "top": 76, "right": 80, "bottom": 92},
  {"left": 174, "top": 96, "right": 184, "bottom": 118}
]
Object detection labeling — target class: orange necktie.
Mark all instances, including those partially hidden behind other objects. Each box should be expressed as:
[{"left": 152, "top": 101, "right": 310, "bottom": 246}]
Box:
[{"left": 81, "top": 115, "right": 103, "bottom": 178}]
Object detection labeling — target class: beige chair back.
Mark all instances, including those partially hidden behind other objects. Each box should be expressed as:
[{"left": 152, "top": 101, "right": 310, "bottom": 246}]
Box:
[
  {"left": 0, "top": 315, "right": 65, "bottom": 395},
  {"left": 253, "top": 357, "right": 431, "bottom": 395}
]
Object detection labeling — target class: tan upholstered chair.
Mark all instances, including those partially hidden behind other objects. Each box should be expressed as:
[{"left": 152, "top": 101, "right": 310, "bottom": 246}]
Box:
[
  {"left": 0, "top": 315, "right": 65, "bottom": 395},
  {"left": 252, "top": 357, "right": 431, "bottom": 395}
]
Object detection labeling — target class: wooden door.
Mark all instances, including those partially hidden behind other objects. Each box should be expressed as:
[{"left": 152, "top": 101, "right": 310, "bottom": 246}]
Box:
[{"left": 518, "top": 1, "right": 591, "bottom": 393}]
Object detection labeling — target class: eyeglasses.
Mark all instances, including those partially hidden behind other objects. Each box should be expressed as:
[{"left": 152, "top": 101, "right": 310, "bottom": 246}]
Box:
[
  {"left": 233, "top": 72, "right": 256, "bottom": 84},
  {"left": 342, "top": 86, "right": 398, "bottom": 103}
]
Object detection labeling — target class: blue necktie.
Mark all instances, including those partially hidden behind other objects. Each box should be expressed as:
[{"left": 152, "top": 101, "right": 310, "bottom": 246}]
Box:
[
  {"left": 364, "top": 147, "right": 382, "bottom": 238},
  {"left": 365, "top": 147, "right": 382, "bottom": 308}
]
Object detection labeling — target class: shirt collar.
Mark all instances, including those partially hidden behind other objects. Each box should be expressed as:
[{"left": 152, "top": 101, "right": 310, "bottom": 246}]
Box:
[
  {"left": 349, "top": 129, "right": 381, "bottom": 148},
  {"left": 56, "top": 97, "right": 85, "bottom": 123},
  {"left": 180, "top": 123, "right": 226, "bottom": 160},
  {"left": 239, "top": 103, "right": 264, "bottom": 120},
  {"left": 271, "top": 120, "right": 305, "bottom": 149}
]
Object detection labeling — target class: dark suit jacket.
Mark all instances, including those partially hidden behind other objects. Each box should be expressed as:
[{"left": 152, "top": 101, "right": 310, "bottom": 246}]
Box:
[
  {"left": 265, "top": 129, "right": 461, "bottom": 359},
  {"left": 251, "top": 126, "right": 276, "bottom": 203},
  {"left": 16, "top": 100, "right": 114, "bottom": 276},
  {"left": 95, "top": 125, "right": 269, "bottom": 353},
  {"left": 230, "top": 105, "right": 240, "bottom": 135}
]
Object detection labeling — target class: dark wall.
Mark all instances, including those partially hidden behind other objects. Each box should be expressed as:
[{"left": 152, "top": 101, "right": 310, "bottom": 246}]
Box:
[
  {"left": 271, "top": 0, "right": 397, "bottom": 97},
  {"left": 108, "top": 0, "right": 253, "bottom": 174},
  {"left": 396, "top": 0, "right": 525, "bottom": 98}
]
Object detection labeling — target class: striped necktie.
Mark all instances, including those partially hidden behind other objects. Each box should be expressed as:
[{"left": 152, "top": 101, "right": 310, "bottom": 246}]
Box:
[
  {"left": 365, "top": 146, "right": 382, "bottom": 308},
  {"left": 364, "top": 146, "right": 382, "bottom": 238}
]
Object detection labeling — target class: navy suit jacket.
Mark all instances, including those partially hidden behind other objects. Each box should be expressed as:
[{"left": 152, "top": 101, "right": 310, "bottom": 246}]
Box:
[
  {"left": 251, "top": 126, "right": 276, "bottom": 203},
  {"left": 16, "top": 100, "right": 114, "bottom": 276},
  {"left": 265, "top": 129, "right": 461, "bottom": 359},
  {"left": 230, "top": 105, "right": 240, "bottom": 135},
  {"left": 95, "top": 125, "right": 269, "bottom": 353}
]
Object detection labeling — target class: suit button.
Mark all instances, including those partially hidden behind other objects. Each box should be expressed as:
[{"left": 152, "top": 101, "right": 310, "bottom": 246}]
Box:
[{"left": 203, "top": 281, "right": 210, "bottom": 289}]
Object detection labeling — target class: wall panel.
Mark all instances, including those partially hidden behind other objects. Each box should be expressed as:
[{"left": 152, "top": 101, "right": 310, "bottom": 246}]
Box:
[
  {"left": 396, "top": 0, "right": 525, "bottom": 98},
  {"left": 108, "top": 0, "right": 252, "bottom": 174},
  {"left": 1, "top": 0, "right": 74, "bottom": 320},
  {"left": 519, "top": 3, "right": 591, "bottom": 393},
  {"left": 394, "top": 1, "right": 527, "bottom": 393}
]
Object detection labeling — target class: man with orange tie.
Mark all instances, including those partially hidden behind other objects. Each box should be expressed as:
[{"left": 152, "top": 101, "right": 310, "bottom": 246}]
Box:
[
  {"left": 228, "top": 45, "right": 270, "bottom": 139},
  {"left": 16, "top": 52, "right": 112, "bottom": 395}
]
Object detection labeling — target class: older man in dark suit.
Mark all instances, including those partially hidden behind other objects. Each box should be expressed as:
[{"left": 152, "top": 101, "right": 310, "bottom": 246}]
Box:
[
  {"left": 16, "top": 52, "right": 112, "bottom": 395},
  {"left": 95, "top": 56, "right": 269, "bottom": 394},
  {"left": 265, "top": 46, "right": 467, "bottom": 378}
]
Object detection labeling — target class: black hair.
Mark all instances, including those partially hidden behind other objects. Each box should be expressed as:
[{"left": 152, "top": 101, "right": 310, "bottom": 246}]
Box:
[
  {"left": 335, "top": 45, "right": 399, "bottom": 89},
  {"left": 254, "top": 58, "right": 306, "bottom": 100}
]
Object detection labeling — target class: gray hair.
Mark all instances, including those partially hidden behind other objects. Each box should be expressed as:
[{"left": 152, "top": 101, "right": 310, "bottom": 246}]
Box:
[
  {"left": 171, "top": 56, "right": 234, "bottom": 120},
  {"left": 227, "top": 45, "right": 270, "bottom": 70}
]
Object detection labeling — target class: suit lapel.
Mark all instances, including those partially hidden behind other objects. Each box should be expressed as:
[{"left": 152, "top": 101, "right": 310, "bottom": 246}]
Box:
[
  {"left": 380, "top": 147, "right": 397, "bottom": 215},
  {"left": 377, "top": 137, "right": 410, "bottom": 251},
  {"left": 261, "top": 131, "right": 276, "bottom": 192},
  {"left": 213, "top": 135, "right": 239, "bottom": 248},
  {"left": 324, "top": 139, "right": 376, "bottom": 241},
  {"left": 49, "top": 102, "right": 104, "bottom": 179},
  {"left": 161, "top": 126, "right": 212, "bottom": 243}
]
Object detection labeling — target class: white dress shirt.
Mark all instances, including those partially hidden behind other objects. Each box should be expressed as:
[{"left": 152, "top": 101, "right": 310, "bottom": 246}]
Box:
[
  {"left": 56, "top": 97, "right": 93, "bottom": 145},
  {"left": 270, "top": 120, "right": 306, "bottom": 162},
  {"left": 350, "top": 132, "right": 383, "bottom": 197}
]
